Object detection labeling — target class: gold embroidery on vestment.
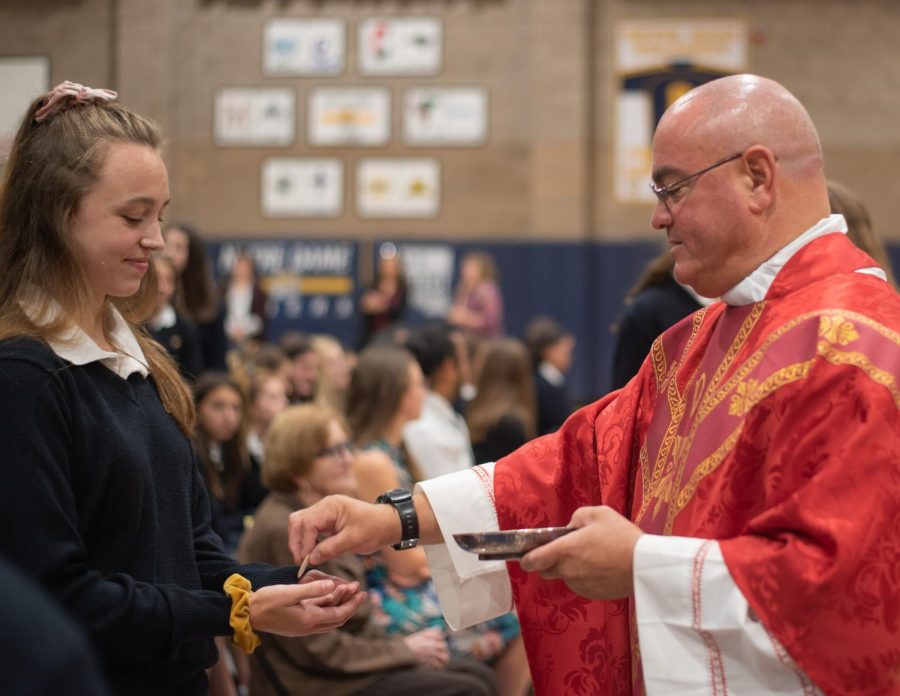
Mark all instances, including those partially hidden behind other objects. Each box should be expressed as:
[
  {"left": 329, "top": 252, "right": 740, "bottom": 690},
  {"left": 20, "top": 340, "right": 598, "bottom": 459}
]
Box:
[
  {"left": 817, "top": 341, "right": 900, "bottom": 409},
  {"left": 819, "top": 316, "right": 859, "bottom": 345}
]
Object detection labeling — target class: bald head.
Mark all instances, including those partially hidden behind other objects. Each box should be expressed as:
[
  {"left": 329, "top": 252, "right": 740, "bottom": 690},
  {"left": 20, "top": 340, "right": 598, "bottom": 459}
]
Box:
[
  {"left": 658, "top": 75, "right": 824, "bottom": 180},
  {"left": 650, "top": 75, "right": 833, "bottom": 298}
]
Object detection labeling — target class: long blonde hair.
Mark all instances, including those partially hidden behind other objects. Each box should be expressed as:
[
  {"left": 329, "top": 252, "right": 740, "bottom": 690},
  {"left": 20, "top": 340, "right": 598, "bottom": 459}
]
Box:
[{"left": 0, "top": 93, "right": 194, "bottom": 434}]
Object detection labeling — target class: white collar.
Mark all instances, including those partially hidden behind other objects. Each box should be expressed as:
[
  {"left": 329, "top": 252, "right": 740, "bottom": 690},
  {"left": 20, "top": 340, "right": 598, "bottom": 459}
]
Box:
[
  {"left": 148, "top": 304, "right": 177, "bottom": 331},
  {"left": 538, "top": 361, "right": 565, "bottom": 386},
  {"left": 23, "top": 298, "right": 149, "bottom": 379},
  {"left": 720, "top": 214, "right": 884, "bottom": 306}
]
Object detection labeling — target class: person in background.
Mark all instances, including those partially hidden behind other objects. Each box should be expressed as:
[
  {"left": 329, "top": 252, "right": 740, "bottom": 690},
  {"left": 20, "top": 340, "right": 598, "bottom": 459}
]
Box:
[
  {"left": 245, "top": 369, "right": 290, "bottom": 466},
  {"left": 466, "top": 338, "right": 537, "bottom": 464},
  {"left": 523, "top": 316, "right": 575, "bottom": 435},
  {"left": 609, "top": 250, "right": 709, "bottom": 390},
  {"left": 403, "top": 323, "right": 476, "bottom": 480},
  {"left": 447, "top": 251, "right": 505, "bottom": 339},
  {"left": 828, "top": 179, "right": 897, "bottom": 286},
  {"left": 287, "top": 75, "right": 900, "bottom": 695},
  {"left": 192, "top": 372, "right": 267, "bottom": 556},
  {"left": 312, "top": 333, "right": 352, "bottom": 413},
  {"left": 348, "top": 345, "right": 529, "bottom": 696},
  {"left": 164, "top": 221, "right": 228, "bottom": 372},
  {"left": 146, "top": 253, "right": 203, "bottom": 381},
  {"left": 0, "top": 79, "right": 364, "bottom": 696},
  {"left": 238, "top": 404, "right": 496, "bottom": 696},
  {"left": 359, "top": 242, "right": 408, "bottom": 348},
  {"left": 222, "top": 250, "right": 268, "bottom": 349},
  {"left": 279, "top": 331, "right": 319, "bottom": 404}
]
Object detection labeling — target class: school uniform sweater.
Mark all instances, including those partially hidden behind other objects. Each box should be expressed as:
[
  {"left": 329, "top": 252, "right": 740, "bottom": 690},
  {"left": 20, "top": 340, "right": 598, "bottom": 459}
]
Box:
[{"left": 0, "top": 337, "right": 296, "bottom": 695}]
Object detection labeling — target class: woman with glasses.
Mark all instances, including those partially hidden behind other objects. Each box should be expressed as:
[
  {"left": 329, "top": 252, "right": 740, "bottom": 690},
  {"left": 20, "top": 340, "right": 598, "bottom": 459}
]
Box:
[{"left": 238, "top": 404, "right": 495, "bottom": 695}]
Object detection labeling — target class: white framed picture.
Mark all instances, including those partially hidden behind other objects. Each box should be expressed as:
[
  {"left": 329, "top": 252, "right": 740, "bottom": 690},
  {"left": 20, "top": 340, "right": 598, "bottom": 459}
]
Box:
[
  {"left": 308, "top": 87, "right": 390, "bottom": 146},
  {"left": 403, "top": 87, "right": 488, "bottom": 146},
  {"left": 263, "top": 18, "right": 345, "bottom": 76},
  {"left": 214, "top": 87, "right": 295, "bottom": 146},
  {"left": 356, "top": 158, "right": 440, "bottom": 218},
  {"left": 261, "top": 158, "right": 343, "bottom": 218},
  {"left": 0, "top": 55, "right": 50, "bottom": 157},
  {"left": 358, "top": 18, "right": 442, "bottom": 76}
]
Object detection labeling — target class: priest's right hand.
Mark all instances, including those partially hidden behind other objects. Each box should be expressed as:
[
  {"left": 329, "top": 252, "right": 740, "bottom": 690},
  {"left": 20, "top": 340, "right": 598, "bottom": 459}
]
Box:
[{"left": 288, "top": 494, "right": 401, "bottom": 566}]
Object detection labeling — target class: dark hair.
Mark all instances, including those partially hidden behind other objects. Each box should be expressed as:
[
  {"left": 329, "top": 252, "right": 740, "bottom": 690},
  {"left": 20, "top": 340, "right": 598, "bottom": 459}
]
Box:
[
  {"left": 0, "top": 90, "right": 193, "bottom": 434},
  {"left": 164, "top": 223, "right": 218, "bottom": 322},
  {"left": 828, "top": 180, "right": 896, "bottom": 287},
  {"left": 405, "top": 323, "right": 456, "bottom": 380},
  {"left": 466, "top": 338, "right": 536, "bottom": 442},
  {"left": 192, "top": 372, "right": 248, "bottom": 505},
  {"left": 279, "top": 331, "right": 315, "bottom": 360},
  {"left": 524, "top": 316, "right": 569, "bottom": 368},
  {"left": 346, "top": 345, "right": 414, "bottom": 446}
]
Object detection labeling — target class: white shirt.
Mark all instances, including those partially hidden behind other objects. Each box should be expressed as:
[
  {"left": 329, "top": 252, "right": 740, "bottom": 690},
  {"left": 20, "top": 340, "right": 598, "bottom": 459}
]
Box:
[
  {"left": 403, "top": 391, "right": 475, "bottom": 480},
  {"left": 415, "top": 216, "right": 879, "bottom": 695},
  {"left": 23, "top": 299, "right": 149, "bottom": 379}
]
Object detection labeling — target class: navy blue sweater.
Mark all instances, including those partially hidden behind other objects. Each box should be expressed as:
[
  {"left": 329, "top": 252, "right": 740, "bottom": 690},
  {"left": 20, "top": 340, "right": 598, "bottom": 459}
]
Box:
[{"left": 0, "top": 338, "right": 296, "bottom": 695}]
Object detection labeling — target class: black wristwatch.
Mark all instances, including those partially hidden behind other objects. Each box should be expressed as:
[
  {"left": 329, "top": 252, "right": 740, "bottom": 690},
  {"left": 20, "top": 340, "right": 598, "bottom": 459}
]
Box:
[{"left": 375, "top": 488, "right": 419, "bottom": 550}]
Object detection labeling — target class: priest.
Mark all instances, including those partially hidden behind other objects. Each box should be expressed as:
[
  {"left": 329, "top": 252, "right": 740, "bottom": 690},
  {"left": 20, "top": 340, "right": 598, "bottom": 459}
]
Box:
[{"left": 288, "top": 75, "right": 900, "bottom": 695}]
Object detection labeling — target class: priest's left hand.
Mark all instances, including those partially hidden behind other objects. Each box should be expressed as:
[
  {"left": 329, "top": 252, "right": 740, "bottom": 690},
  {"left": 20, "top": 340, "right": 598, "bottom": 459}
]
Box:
[{"left": 519, "top": 506, "right": 644, "bottom": 600}]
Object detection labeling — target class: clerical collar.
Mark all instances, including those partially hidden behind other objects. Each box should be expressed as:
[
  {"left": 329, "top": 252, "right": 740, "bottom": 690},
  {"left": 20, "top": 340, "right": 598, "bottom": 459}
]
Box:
[
  {"left": 21, "top": 297, "right": 149, "bottom": 379},
  {"left": 720, "top": 214, "right": 872, "bottom": 307}
]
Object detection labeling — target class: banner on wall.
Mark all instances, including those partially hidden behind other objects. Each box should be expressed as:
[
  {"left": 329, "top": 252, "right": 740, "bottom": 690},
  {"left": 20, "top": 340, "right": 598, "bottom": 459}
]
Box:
[
  {"left": 358, "top": 18, "right": 442, "bottom": 76},
  {"left": 614, "top": 19, "right": 747, "bottom": 204},
  {"left": 214, "top": 87, "right": 295, "bottom": 146},
  {"left": 308, "top": 87, "right": 390, "bottom": 146},
  {"left": 208, "top": 239, "right": 358, "bottom": 345},
  {"left": 403, "top": 87, "right": 489, "bottom": 146},
  {"left": 261, "top": 158, "right": 343, "bottom": 218},
  {"left": 263, "top": 18, "right": 345, "bottom": 76},
  {"left": 357, "top": 158, "right": 440, "bottom": 218},
  {"left": 393, "top": 242, "right": 456, "bottom": 320}
]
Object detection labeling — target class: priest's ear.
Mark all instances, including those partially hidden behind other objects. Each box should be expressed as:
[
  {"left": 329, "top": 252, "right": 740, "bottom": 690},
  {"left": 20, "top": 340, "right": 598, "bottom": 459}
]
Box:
[{"left": 743, "top": 146, "right": 776, "bottom": 214}]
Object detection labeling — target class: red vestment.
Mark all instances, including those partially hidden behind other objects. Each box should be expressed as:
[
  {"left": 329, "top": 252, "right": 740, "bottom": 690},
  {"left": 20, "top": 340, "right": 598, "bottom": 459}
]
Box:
[{"left": 494, "top": 233, "right": 900, "bottom": 695}]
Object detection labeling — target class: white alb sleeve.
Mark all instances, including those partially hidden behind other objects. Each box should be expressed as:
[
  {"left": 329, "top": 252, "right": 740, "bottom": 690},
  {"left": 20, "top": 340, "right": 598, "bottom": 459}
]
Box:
[
  {"left": 414, "top": 463, "right": 514, "bottom": 629},
  {"left": 634, "top": 535, "right": 822, "bottom": 695}
]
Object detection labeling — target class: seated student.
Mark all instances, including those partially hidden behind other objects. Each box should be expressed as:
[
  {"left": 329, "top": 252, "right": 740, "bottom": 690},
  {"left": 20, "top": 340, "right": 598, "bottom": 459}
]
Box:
[
  {"left": 466, "top": 339, "right": 537, "bottom": 464},
  {"left": 146, "top": 253, "right": 203, "bottom": 380},
  {"left": 403, "top": 324, "right": 476, "bottom": 479},
  {"left": 347, "top": 346, "right": 529, "bottom": 696},
  {"left": 192, "top": 372, "right": 267, "bottom": 555},
  {"left": 523, "top": 316, "right": 575, "bottom": 435},
  {"left": 238, "top": 404, "right": 496, "bottom": 696}
]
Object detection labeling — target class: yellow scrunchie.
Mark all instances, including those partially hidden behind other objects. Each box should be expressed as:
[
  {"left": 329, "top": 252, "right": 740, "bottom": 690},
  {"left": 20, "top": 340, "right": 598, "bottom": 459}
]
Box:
[{"left": 223, "top": 573, "right": 261, "bottom": 654}]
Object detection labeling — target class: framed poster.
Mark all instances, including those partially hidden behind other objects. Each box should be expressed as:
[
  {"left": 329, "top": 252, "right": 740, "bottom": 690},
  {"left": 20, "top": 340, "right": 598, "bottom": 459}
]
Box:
[
  {"left": 214, "top": 87, "right": 295, "bottom": 146},
  {"left": 358, "top": 18, "right": 442, "bottom": 76},
  {"left": 308, "top": 87, "right": 390, "bottom": 146},
  {"left": 403, "top": 87, "right": 488, "bottom": 146},
  {"left": 261, "top": 158, "right": 343, "bottom": 218},
  {"left": 0, "top": 56, "right": 49, "bottom": 157},
  {"left": 263, "top": 18, "right": 345, "bottom": 76},
  {"left": 614, "top": 20, "right": 746, "bottom": 203},
  {"left": 356, "top": 158, "right": 440, "bottom": 218}
]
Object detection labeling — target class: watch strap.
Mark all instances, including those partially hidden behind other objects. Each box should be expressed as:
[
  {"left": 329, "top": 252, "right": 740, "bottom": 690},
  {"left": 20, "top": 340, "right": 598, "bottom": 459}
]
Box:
[{"left": 376, "top": 488, "right": 419, "bottom": 550}]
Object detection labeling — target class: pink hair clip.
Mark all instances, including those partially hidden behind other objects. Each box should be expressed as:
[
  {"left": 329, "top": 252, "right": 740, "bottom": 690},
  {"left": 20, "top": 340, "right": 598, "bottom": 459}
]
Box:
[{"left": 33, "top": 80, "right": 118, "bottom": 123}]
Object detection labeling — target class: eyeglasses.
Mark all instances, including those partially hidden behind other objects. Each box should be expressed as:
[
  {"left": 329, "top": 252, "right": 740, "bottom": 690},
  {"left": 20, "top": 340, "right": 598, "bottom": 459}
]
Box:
[
  {"left": 649, "top": 151, "right": 744, "bottom": 212},
  {"left": 315, "top": 441, "right": 355, "bottom": 460}
]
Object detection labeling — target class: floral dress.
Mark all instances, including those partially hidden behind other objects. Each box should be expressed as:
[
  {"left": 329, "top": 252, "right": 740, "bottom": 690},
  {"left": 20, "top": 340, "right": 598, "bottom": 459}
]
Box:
[{"left": 362, "top": 440, "right": 520, "bottom": 662}]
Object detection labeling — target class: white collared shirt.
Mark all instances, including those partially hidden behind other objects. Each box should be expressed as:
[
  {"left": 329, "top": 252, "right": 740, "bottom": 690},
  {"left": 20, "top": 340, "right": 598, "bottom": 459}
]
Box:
[{"left": 23, "top": 298, "right": 149, "bottom": 379}]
